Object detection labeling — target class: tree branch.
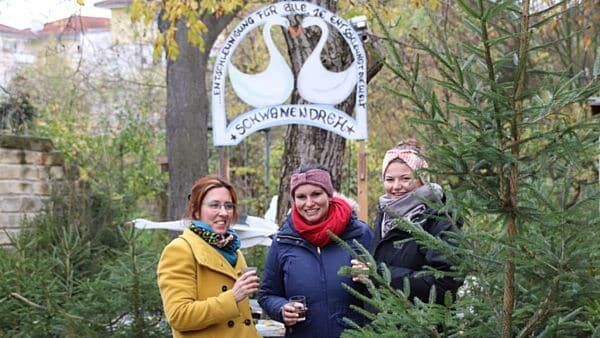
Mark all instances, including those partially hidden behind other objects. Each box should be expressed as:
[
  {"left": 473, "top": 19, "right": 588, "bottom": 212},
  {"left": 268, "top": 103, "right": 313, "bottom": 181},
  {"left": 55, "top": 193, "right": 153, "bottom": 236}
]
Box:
[
  {"left": 516, "top": 277, "right": 559, "bottom": 338},
  {"left": 8, "top": 292, "right": 85, "bottom": 320},
  {"left": 9, "top": 292, "right": 45, "bottom": 310}
]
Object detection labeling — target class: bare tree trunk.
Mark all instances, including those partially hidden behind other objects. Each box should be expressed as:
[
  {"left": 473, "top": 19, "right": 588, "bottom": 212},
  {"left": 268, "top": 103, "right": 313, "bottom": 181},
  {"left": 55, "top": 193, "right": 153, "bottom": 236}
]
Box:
[
  {"left": 501, "top": 1, "right": 529, "bottom": 336},
  {"left": 276, "top": 1, "right": 383, "bottom": 223},
  {"left": 162, "top": 13, "right": 237, "bottom": 220},
  {"left": 276, "top": 0, "right": 350, "bottom": 223},
  {"left": 277, "top": 0, "right": 383, "bottom": 222}
]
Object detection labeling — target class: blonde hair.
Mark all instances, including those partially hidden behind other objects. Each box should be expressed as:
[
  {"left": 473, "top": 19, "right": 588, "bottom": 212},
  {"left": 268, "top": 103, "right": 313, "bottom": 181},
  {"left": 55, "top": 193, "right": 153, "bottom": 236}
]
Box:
[{"left": 395, "top": 139, "right": 424, "bottom": 154}]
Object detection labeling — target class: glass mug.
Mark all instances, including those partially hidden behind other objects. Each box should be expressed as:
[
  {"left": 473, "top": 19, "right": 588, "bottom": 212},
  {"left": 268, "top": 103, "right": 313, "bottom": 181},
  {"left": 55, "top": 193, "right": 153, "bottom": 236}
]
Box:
[
  {"left": 288, "top": 295, "right": 307, "bottom": 321},
  {"left": 241, "top": 266, "right": 258, "bottom": 275},
  {"left": 241, "top": 267, "right": 258, "bottom": 297}
]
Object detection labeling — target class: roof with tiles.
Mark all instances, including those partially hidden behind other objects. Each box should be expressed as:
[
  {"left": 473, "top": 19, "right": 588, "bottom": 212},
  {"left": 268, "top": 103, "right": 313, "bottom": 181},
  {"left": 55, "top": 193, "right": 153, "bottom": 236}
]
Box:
[
  {"left": 0, "top": 24, "right": 36, "bottom": 38},
  {"left": 0, "top": 16, "right": 110, "bottom": 39},
  {"left": 36, "top": 16, "right": 110, "bottom": 37}
]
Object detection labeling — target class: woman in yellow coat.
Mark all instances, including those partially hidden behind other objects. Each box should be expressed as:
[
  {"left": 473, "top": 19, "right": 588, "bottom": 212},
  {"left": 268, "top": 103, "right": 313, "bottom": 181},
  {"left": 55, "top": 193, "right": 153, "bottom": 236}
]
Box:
[{"left": 157, "top": 176, "right": 261, "bottom": 338}]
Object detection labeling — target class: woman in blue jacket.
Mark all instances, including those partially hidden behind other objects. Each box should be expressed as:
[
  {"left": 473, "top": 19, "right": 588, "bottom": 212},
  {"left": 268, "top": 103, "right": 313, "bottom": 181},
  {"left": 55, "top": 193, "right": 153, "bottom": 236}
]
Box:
[{"left": 258, "top": 163, "right": 373, "bottom": 338}]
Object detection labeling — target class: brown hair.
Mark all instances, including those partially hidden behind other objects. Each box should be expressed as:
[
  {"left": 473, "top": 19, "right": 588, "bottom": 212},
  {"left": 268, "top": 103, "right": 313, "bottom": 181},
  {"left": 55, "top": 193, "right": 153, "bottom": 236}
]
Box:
[{"left": 184, "top": 176, "right": 238, "bottom": 222}]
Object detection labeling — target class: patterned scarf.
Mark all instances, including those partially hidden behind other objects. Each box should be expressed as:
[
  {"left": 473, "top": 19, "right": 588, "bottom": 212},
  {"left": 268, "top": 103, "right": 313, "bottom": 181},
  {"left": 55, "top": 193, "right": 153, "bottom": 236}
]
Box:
[
  {"left": 379, "top": 183, "right": 443, "bottom": 237},
  {"left": 291, "top": 197, "right": 352, "bottom": 247},
  {"left": 189, "top": 220, "right": 241, "bottom": 267}
]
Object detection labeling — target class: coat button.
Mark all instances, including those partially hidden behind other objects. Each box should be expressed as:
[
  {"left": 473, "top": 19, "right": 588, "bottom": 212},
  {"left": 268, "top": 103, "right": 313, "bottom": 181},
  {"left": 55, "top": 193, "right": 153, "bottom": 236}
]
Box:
[
  {"left": 244, "top": 319, "right": 251, "bottom": 326},
  {"left": 227, "top": 320, "right": 234, "bottom": 328},
  {"left": 222, "top": 285, "right": 228, "bottom": 291}
]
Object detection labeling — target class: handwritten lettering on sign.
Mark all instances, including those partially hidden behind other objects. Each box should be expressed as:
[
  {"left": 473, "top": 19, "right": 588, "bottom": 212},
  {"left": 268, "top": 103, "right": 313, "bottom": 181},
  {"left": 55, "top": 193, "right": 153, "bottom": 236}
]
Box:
[{"left": 211, "top": 1, "right": 368, "bottom": 145}]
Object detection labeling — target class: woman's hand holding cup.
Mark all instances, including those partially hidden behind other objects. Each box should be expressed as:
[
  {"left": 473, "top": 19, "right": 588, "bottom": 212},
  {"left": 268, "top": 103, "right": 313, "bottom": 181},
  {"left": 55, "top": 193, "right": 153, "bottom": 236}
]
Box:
[
  {"left": 350, "top": 259, "right": 370, "bottom": 283},
  {"left": 282, "top": 295, "right": 307, "bottom": 326},
  {"left": 233, "top": 267, "right": 259, "bottom": 302}
]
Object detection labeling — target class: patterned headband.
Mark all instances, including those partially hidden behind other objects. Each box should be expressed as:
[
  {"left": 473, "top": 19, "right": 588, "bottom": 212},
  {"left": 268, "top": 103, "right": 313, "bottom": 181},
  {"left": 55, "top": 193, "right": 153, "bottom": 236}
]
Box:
[{"left": 381, "top": 147, "right": 428, "bottom": 178}]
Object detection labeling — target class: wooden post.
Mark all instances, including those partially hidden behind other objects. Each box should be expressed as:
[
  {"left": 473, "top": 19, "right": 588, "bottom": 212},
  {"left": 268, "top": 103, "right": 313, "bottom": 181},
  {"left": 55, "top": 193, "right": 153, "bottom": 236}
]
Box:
[
  {"left": 157, "top": 156, "right": 169, "bottom": 173},
  {"left": 264, "top": 129, "right": 271, "bottom": 208},
  {"left": 590, "top": 97, "right": 600, "bottom": 213},
  {"left": 357, "top": 140, "right": 368, "bottom": 221},
  {"left": 219, "top": 147, "right": 230, "bottom": 181}
]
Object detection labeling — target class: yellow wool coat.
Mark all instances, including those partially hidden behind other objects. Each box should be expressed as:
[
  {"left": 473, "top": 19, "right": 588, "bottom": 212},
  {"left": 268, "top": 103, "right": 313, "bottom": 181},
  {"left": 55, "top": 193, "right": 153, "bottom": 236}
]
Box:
[{"left": 157, "top": 228, "right": 260, "bottom": 338}]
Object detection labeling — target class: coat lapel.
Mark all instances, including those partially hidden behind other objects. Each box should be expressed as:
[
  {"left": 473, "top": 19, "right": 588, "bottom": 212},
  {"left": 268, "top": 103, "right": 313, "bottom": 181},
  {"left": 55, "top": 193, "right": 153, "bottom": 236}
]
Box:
[{"left": 180, "top": 228, "right": 242, "bottom": 280}]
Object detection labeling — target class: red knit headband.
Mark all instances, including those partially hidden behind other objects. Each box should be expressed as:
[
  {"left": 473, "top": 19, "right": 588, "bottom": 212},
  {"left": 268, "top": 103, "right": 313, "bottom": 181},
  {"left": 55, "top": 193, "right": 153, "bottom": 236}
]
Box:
[{"left": 290, "top": 168, "right": 334, "bottom": 197}]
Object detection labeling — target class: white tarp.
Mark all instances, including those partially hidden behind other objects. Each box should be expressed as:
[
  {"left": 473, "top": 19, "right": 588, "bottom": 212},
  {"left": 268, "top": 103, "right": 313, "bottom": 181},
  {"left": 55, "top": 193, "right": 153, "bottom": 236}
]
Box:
[{"left": 128, "top": 215, "right": 278, "bottom": 249}]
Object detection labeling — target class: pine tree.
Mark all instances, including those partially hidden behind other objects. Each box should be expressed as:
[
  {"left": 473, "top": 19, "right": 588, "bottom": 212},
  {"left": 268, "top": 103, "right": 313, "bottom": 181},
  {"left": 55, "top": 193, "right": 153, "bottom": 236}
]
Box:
[{"left": 341, "top": 1, "right": 600, "bottom": 337}]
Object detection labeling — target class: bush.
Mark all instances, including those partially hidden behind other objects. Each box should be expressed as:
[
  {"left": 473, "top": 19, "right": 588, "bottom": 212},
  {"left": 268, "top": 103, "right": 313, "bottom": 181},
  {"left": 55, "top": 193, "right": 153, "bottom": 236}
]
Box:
[
  {"left": 0, "top": 92, "right": 36, "bottom": 135},
  {"left": 0, "top": 99, "right": 170, "bottom": 336},
  {"left": 0, "top": 188, "right": 171, "bottom": 336}
]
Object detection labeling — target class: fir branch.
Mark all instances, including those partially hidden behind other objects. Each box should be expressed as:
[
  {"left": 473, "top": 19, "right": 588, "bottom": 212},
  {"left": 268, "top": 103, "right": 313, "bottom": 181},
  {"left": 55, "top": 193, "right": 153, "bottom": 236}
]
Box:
[
  {"left": 8, "top": 292, "right": 85, "bottom": 320},
  {"left": 330, "top": 233, "right": 442, "bottom": 337},
  {"left": 517, "top": 276, "right": 559, "bottom": 338}
]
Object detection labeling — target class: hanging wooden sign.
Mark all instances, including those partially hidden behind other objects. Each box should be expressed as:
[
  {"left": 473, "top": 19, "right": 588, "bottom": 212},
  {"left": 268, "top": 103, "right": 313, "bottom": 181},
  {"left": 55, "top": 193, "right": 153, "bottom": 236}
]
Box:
[{"left": 211, "top": 1, "right": 368, "bottom": 145}]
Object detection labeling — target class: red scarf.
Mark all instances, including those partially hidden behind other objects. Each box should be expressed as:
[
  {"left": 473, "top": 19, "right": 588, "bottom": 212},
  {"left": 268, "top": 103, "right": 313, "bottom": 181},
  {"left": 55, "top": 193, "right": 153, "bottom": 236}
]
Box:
[{"left": 291, "top": 197, "right": 352, "bottom": 247}]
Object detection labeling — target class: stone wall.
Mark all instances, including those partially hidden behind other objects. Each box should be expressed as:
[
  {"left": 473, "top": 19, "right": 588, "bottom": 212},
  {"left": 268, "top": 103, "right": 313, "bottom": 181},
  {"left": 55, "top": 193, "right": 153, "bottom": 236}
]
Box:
[{"left": 0, "top": 135, "right": 65, "bottom": 246}]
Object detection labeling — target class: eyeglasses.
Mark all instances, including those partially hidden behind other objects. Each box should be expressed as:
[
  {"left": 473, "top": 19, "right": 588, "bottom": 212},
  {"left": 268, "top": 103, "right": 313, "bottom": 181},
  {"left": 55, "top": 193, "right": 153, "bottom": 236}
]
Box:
[{"left": 203, "top": 200, "right": 236, "bottom": 211}]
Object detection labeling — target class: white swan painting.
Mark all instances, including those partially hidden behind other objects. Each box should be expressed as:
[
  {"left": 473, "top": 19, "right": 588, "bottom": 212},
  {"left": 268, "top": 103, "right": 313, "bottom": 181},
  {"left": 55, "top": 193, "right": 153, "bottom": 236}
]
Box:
[
  {"left": 228, "top": 16, "right": 294, "bottom": 108},
  {"left": 297, "top": 16, "right": 359, "bottom": 105}
]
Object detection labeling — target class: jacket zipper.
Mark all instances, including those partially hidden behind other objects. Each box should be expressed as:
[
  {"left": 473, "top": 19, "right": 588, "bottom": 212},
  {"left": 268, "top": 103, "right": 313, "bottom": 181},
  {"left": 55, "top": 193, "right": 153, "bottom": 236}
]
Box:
[{"left": 277, "top": 234, "right": 301, "bottom": 241}]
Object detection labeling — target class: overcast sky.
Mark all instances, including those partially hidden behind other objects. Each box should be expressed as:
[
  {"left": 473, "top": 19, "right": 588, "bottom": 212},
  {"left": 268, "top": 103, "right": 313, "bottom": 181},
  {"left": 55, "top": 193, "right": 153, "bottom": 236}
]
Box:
[{"left": 0, "top": 0, "right": 110, "bottom": 30}]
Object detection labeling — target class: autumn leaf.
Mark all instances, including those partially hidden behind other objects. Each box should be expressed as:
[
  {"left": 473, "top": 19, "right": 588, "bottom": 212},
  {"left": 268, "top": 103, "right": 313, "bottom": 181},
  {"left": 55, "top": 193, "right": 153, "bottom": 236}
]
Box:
[
  {"left": 428, "top": 0, "right": 440, "bottom": 10},
  {"left": 582, "top": 34, "right": 592, "bottom": 51}
]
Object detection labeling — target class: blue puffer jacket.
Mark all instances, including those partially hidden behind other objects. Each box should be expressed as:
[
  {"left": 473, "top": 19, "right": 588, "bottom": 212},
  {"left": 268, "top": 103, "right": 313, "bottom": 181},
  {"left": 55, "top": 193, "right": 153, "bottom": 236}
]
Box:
[{"left": 258, "top": 213, "right": 373, "bottom": 338}]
